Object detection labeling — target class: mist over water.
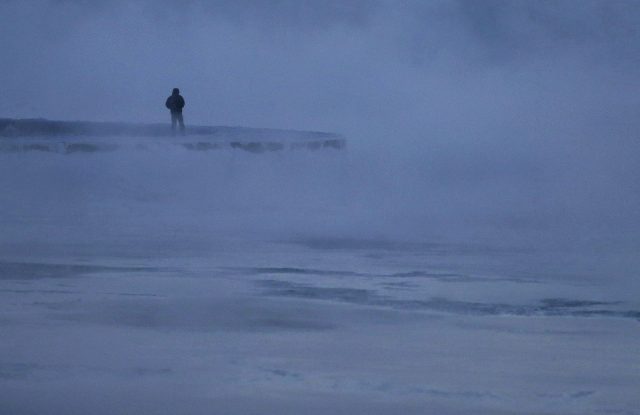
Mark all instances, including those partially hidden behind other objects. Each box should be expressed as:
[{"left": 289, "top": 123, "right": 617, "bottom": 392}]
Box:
[
  {"left": 1, "top": 0, "right": 637, "bottom": 250},
  {"left": 2, "top": 137, "right": 638, "bottom": 277},
  {"left": 1, "top": 1, "right": 639, "bottom": 414}
]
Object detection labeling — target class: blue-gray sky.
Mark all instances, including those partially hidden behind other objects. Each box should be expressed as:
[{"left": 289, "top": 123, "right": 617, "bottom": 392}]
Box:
[{"left": 1, "top": 0, "right": 638, "bottom": 133}]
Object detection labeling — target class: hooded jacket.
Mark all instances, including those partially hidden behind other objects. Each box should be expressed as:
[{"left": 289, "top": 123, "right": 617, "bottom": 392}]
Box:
[{"left": 165, "top": 91, "right": 185, "bottom": 113}]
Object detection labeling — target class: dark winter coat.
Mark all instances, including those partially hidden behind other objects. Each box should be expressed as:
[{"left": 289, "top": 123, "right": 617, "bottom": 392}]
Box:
[{"left": 165, "top": 93, "right": 185, "bottom": 113}]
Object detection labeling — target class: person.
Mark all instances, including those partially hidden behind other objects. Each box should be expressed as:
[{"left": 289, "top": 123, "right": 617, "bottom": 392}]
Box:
[{"left": 165, "top": 88, "right": 186, "bottom": 134}]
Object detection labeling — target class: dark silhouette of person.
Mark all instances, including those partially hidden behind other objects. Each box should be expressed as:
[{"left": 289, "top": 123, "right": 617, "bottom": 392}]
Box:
[{"left": 165, "top": 88, "right": 186, "bottom": 134}]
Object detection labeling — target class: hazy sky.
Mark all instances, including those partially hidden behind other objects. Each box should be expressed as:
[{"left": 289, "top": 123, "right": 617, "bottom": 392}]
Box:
[{"left": 1, "top": 0, "right": 638, "bottom": 136}]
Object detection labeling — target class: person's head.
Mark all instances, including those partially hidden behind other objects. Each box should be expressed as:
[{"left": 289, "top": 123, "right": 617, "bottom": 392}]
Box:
[{"left": 172, "top": 88, "right": 180, "bottom": 95}]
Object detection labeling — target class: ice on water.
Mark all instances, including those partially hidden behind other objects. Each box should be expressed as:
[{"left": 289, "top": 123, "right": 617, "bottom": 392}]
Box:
[{"left": 0, "top": 140, "right": 638, "bottom": 415}]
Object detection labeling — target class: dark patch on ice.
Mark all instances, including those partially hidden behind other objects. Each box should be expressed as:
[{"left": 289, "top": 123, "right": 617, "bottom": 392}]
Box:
[
  {"left": 0, "top": 362, "right": 172, "bottom": 382},
  {"left": 292, "top": 237, "right": 443, "bottom": 251},
  {"left": 258, "top": 280, "right": 374, "bottom": 303},
  {"left": 183, "top": 141, "right": 295, "bottom": 153},
  {"left": 181, "top": 142, "right": 224, "bottom": 151},
  {"left": 539, "top": 298, "right": 617, "bottom": 308},
  {"left": 102, "top": 292, "right": 162, "bottom": 298},
  {"left": 0, "top": 261, "right": 158, "bottom": 280},
  {"left": 536, "top": 390, "right": 596, "bottom": 400},
  {"left": 250, "top": 316, "right": 334, "bottom": 331},
  {"left": 412, "top": 387, "right": 498, "bottom": 400},
  {"left": 260, "top": 368, "right": 303, "bottom": 380},
  {"left": 0, "top": 288, "right": 77, "bottom": 294},
  {"left": 64, "top": 143, "right": 117, "bottom": 153},
  {"left": 569, "top": 390, "right": 595, "bottom": 399},
  {"left": 226, "top": 266, "right": 525, "bottom": 285},
  {"left": 225, "top": 266, "right": 362, "bottom": 277},
  {"left": 379, "top": 281, "right": 419, "bottom": 290},
  {"left": 291, "top": 237, "right": 529, "bottom": 255},
  {"left": 0, "top": 143, "right": 53, "bottom": 152},
  {"left": 388, "top": 270, "right": 534, "bottom": 283},
  {"left": 258, "top": 280, "right": 640, "bottom": 321},
  {"left": 453, "top": 320, "right": 609, "bottom": 336},
  {"left": 33, "top": 299, "right": 83, "bottom": 311},
  {"left": 394, "top": 297, "right": 639, "bottom": 320},
  {"left": 391, "top": 271, "right": 462, "bottom": 279},
  {"left": 55, "top": 298, "right": 335, "bottom": 332},
  {"left": 229, "top": 141, "right": 285, "bottom": 153}
]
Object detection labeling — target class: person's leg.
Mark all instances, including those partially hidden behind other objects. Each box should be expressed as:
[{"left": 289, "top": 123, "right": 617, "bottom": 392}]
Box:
[
  {"left": 177, "top": 113, "right": 185, "bottom": 135},
  {"left": 171, "top": 112, "right": 177, "bottom": 134}
]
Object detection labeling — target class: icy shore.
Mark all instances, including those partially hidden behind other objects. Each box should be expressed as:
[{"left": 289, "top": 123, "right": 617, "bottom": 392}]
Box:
[{"left": 0, "top": 118, "right": 346, "bottom": 153}]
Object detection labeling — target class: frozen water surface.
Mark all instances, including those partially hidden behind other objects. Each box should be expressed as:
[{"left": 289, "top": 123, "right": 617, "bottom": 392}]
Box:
[{"left": 0, "top": 142, "right": 638, "bottom": 415}]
